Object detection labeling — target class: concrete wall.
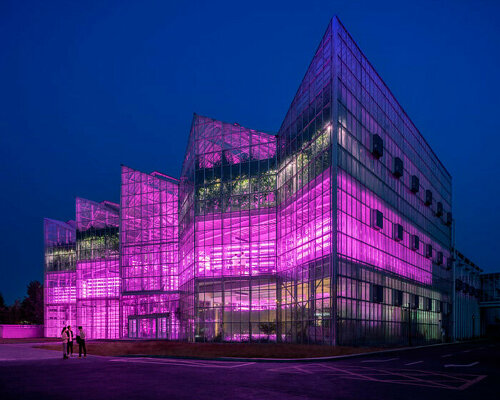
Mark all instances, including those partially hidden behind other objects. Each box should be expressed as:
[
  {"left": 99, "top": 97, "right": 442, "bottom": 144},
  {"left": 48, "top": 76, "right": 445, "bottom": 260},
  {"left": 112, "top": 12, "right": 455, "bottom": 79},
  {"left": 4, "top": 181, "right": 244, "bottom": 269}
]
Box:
[{"left": 0, "top": 325, "right": 44, "bottom": 338}]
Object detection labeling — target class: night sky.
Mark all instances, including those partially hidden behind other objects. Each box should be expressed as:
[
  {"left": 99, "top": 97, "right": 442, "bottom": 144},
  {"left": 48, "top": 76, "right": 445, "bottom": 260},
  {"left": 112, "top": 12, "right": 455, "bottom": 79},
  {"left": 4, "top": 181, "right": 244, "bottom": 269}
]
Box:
[{"left": 1, "top": 0, "right": 498, "bottom": 303}]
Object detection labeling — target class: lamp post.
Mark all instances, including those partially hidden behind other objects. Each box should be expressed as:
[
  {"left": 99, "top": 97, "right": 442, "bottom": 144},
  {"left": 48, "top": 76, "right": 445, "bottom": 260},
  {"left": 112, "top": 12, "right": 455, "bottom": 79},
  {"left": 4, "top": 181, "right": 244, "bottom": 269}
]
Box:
[
  {"left": 472, "top": 314, "right": 475, "bottom": 339},
  {"left": 404, "top": 303, "right": 413, "bottom": 346}
]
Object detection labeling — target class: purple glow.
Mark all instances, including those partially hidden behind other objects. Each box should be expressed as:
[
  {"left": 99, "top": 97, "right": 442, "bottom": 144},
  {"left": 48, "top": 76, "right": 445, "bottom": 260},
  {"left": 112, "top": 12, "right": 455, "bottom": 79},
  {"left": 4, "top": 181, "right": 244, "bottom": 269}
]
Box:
[
  {"left": 44, "top": 218, "right": 77, "bottom": 337},
  {"left": 278, "top": 168, "right": 332, "bottom": 276},
  {"left": 336, "top": 169, "right": 450, "bottom": 284},
  {"left": 44, "top": 18, "right": 452, "bottom": 345},
  {"left": 192, "top": 115, "right": 276, "bottom": 169},
  {"left": 76, "top": 198, "right": 120, "bottom": 339},
  {"left": 0, "top": 325, "right": 44, "bottom": 338},
  {"left": 120, "top": 166, "right": 180, "bottom": 338}
]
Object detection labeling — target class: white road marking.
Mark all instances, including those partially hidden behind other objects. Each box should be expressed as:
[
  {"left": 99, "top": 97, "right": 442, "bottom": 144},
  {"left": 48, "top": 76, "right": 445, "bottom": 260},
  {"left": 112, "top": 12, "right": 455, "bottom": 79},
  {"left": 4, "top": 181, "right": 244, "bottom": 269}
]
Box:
[
  {"left": 444, "top": 362, "right": 479, "bottom": 368},
  {"left": 441, "top": 354, "right": 452, "bottom": 358},
  {"left": 360, "top": 358, "right": 398, "bottom": 363},
  {"left": 405, "top": 361, "right": 423, "bottom": 366},
  {"left": 294, "top": 366, "right": 314, "bottom": 375},
  {"left": 267, "top": 364, "right": 487, "bottom": 390},
  {"left": 458, "top": 375, "right": 487, "bottom": 390},
  {"left": 462, "top": 350, "right": 472, "bottom": 353}
]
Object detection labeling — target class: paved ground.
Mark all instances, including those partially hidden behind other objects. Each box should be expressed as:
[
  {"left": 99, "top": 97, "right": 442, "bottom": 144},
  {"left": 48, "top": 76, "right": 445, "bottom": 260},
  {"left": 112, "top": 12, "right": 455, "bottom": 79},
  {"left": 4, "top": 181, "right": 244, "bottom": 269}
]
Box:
[
  {"left": 0, "top": 341, "right": 498, "bottom": 399},
  {"left": 0, "top": 342, "right": 62, "bottom": 361}
]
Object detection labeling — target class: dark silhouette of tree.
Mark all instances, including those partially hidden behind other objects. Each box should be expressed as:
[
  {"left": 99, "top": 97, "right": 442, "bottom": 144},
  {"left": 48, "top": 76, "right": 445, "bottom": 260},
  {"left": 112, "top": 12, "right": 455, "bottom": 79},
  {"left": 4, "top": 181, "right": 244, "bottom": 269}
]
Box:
[
  {"left": 21, "top": 281, "right": 44, "bottom": 324},
  {"left": 9, "top": 299, "right": 22, "bottom": 324},
  {"left": 0, "top": 293, "right": 7, "bottom": 323}
]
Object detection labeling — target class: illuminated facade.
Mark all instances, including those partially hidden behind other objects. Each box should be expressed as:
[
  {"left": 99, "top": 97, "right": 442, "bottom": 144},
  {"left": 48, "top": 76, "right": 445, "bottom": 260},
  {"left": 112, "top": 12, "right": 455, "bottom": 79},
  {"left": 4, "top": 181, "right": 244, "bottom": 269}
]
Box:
[
  {"left": 44, "top": 16, "right": 453, "bottom": 345},
  {"left": 178, "top": 115, "right": 278, "bottom": 341},
  {"left": 76, "top": 198, "right": 120, "bottom": 339},
  {"left": 120, "top": 166, "right": 180, "bottom": 339},
  {"left": 44, "top": 219, "right": 77, "bottom": 337}
]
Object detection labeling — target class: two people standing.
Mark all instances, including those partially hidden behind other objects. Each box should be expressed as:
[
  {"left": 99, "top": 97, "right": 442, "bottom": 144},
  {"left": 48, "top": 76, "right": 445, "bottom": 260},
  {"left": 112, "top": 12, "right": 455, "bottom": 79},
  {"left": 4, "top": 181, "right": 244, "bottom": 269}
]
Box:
[{"left": 61, "top": 325, "right": 86, "bottom": 359}]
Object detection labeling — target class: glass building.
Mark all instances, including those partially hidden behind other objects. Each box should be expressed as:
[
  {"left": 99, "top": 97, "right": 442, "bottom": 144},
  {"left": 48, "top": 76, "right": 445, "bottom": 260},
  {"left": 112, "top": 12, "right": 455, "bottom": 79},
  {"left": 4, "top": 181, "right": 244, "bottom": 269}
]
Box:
[{"left": 44, "top": 16, "right": 453, "bottom": 345}]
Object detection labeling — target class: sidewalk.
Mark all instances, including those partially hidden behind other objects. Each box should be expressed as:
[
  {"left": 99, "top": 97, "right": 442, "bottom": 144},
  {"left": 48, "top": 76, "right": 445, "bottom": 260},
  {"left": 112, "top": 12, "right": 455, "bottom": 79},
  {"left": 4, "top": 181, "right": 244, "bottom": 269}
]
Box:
[{"left": 0, "top": 342, "right": 63, "bottom": 361}]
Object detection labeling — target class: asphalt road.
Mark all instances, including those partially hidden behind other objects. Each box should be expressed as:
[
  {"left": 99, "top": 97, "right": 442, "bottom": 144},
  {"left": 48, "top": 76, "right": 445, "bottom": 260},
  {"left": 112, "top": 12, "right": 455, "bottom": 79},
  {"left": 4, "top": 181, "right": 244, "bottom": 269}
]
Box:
[{"left": 0, "top": 341, "right": 498, "bottom": 399}]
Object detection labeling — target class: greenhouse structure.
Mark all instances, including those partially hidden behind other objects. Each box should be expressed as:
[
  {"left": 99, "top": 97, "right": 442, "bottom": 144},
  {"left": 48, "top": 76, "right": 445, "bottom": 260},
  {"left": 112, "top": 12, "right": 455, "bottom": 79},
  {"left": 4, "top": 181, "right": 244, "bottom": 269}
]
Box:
[{"left": 44, "top": 17, "right": 453, "bottom": 346}]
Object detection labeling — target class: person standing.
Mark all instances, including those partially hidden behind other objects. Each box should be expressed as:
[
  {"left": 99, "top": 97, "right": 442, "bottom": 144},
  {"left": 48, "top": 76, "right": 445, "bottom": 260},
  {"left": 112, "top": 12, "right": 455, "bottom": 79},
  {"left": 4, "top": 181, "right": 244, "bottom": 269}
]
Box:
[
  {"left": 77, "top": 326, "right": 87, "bottom": 358},
  {"left": 61, "top": 327, "right": 68, "bottom": 359},
  {"left": 66, "top": 325, "right": 74, "bottom": 357}
]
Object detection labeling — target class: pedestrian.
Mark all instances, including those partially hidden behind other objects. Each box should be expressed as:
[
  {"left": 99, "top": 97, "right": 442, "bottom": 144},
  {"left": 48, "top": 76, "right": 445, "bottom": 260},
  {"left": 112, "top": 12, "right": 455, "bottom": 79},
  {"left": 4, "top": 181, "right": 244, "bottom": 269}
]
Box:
[
  {"left": 61, "top": 327, "right": 68, "bottom": 359},
  {"left": 77, "top": 326, "right": 87, "bottom": 358},
  {"left": 67, "top": 325, "right": 74, "bottom": 357}
]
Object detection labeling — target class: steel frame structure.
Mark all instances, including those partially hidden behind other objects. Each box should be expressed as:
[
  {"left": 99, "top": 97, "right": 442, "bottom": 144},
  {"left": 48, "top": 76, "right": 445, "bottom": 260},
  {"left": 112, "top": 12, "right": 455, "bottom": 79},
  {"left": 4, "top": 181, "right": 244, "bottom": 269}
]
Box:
[{"left": 44, "top": 17, "right": 453, "bottom": 345}]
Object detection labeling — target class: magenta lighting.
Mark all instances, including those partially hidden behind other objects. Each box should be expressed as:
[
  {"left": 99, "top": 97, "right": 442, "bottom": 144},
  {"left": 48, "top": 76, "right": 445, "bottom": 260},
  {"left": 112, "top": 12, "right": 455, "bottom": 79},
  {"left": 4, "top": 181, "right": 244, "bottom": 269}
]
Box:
[{"left": 44, "top": 17, "right": 453, "bottom": 346}]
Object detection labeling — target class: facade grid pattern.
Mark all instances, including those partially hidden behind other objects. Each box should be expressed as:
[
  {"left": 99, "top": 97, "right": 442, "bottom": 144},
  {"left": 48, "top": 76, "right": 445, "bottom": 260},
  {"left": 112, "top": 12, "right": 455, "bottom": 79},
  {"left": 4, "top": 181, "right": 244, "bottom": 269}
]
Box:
[
  {"left": 76, "top": 198, "right": 120, "bottom": 339},
  {"left": 120, "top": 166, "right": 180, "bottom": 339},
  {"left": 44, "top": 219, "right": 77, "bottom": 337},
  {"left": 44, "top": 16, "right": 455, "bottom": 346}
]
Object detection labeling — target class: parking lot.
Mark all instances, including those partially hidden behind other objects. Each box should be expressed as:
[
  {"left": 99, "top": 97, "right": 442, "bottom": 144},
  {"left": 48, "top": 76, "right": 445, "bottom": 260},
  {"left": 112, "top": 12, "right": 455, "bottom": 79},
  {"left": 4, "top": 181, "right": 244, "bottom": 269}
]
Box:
[{"left": 0, "top": 341, "right": 498, "bottom": 399}]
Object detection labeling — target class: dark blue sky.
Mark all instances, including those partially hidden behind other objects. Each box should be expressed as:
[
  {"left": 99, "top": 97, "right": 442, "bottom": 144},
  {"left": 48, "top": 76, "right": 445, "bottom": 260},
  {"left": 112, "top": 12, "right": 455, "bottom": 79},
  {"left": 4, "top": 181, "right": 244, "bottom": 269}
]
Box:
[{"left": 1, "top": 0, "right": 498, "bottom": 303}]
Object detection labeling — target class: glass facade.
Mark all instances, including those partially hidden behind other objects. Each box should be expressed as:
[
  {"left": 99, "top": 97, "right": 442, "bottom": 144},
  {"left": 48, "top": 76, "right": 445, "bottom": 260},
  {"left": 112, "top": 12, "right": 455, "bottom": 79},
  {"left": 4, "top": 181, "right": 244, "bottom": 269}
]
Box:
[
  {"left": 276, "top": 22, "right": 334, "bottom": 344},
  {"left": 179, "top": 115, "right": 278, "bottom": 341},
  {"left": 44, "top": 16, "right": 453, "bottom": 346},
  {"left": 44, "top": 219, "right": 77, "bottom": 337},
  {"left": 76, "top": 198, "right": 120, "bottom": 339},
  {"left": 333, "top": 19, "right": 452, "bottom": 345},
  {"left": 120, "top": 166, "right": 180, "bottom": 339}
]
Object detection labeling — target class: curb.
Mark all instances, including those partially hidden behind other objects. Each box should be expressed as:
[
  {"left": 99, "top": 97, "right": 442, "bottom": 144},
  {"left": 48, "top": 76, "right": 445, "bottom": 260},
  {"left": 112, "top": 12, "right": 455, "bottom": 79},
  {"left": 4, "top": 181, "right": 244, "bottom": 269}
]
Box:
[{"left": 118, "top": 340, "right": 484, "bottom": 363}]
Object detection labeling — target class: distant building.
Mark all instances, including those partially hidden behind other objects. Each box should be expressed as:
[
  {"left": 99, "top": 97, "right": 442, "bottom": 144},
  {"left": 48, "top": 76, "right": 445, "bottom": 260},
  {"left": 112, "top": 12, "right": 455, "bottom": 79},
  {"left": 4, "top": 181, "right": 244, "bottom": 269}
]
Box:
[
  {"left": 452, "top": 250, "right": 481, "bottom": 340},
  {"left": 44, "top": 16, "right": 454, "bottom": 345},
  {"left": 480, "top": 272, "right": 500, "bottom": 337}
]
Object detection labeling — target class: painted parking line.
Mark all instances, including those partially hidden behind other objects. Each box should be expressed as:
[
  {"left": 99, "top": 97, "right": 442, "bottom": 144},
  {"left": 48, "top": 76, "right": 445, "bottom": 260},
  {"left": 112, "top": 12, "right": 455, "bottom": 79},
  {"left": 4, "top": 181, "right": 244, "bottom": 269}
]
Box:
[
  {"left": 109, "top": 357, "right": 255, "bottom": 369},
  {"left": 459, "top": 375, "right": 487, "bottom": 390},
  {"left": 360, "top": 358, "right": 398, "bottom": 363},
  {"left": 441, "top": 354, "right": 453, "bottom": 358},
  {"left": 267, "top": 364, "right": 487, "bottom": 391},
  {"left": 405, "top": 361, "right": 423, "bottom": 366},
  {"left": 444, "top": 362, "right": 479, "bottom": 368}
]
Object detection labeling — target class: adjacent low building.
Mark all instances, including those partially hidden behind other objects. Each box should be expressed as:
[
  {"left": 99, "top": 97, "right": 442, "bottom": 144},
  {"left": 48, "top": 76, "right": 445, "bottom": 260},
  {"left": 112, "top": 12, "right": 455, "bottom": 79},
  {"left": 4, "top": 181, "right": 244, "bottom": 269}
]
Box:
[
  {"left": 44, "top": 16, "right": 456, "bottom": 345},
  {"left": 480, "top": 272, "right": 500, "bottom": 337},
  {"left": 453, "top": 250, "right": 482, "bottom": 340}
]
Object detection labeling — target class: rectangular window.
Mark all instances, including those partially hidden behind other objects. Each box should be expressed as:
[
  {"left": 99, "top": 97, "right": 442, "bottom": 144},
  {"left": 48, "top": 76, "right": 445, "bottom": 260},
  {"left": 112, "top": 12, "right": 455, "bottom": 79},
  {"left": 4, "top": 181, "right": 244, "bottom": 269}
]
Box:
[
  {"left": 392, "top": 289, "right": 403, "bottom": 306},
  {"left": 409, "top": 294, "right": 419, "bottom": 309},
  {"left": 371, "top": 209, "right": 383, "bottom": 230},
  {"left": 424, "top": 297, "right": 432, "bottom": 311},
  {"left": 371, "top": 284, "right": 384, "bottom": 303}
]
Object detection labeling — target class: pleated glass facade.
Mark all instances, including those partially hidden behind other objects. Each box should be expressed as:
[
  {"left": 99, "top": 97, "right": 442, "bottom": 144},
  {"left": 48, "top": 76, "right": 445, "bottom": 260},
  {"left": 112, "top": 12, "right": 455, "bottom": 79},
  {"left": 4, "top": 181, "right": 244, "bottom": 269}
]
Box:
[{"left": 44, "top": 16, "right": 453, "bottom": 345}]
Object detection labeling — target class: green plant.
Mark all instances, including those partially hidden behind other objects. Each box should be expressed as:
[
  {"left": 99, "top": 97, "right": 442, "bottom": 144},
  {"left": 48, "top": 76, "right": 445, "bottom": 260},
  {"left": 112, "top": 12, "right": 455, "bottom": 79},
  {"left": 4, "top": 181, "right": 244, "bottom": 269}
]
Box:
[{"left": 259, "top": 321, "right": 276, "bottom": 341}]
